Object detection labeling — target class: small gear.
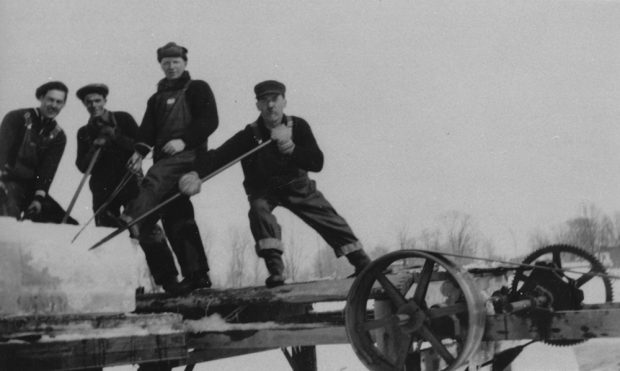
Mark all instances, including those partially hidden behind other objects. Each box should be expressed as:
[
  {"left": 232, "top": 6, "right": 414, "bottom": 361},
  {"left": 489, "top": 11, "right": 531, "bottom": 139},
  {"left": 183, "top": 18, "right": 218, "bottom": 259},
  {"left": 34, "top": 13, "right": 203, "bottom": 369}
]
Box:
[{"left": 510, "top": 244, "right": 614, "bottom": 346}]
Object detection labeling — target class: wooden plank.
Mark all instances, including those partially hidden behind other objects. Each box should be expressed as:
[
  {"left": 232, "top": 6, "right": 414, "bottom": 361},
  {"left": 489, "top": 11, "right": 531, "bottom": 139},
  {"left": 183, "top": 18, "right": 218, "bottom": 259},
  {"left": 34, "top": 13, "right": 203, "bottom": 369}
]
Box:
[
  {"left": 0, "top": 333, "right": 187, "bottom": 371},
  {"left": 187, "top": 322, "right": 348, "bottom": 350},
  {"left": 484, "top": 304, "right": 620, "bottom": 341},
  {"left": 134, "top": 273, "right": 415, "bottom": 316}
]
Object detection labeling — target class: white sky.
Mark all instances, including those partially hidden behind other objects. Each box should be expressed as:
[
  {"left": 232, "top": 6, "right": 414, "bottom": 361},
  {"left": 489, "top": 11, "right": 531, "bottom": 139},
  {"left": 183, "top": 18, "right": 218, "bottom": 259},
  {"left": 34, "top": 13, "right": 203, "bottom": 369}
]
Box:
[{"left": 2, "top": 0, "right": 620, "bottom": 263}]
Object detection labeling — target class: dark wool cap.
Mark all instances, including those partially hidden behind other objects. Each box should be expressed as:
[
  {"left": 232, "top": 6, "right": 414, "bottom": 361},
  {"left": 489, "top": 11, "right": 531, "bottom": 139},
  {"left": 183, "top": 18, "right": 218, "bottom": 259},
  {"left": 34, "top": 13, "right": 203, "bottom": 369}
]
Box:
[
  {"left": 35, "top": 81, "right": 69, "bottom": 99},
  {"left": 254, "top": 80, "right": 286, "bottom": 99},
  {"left": 157, "top": 42, "right": 188, "bottom": 62},
  {"left": 76, "top": 83, "right": 109, "bottom": 101}
]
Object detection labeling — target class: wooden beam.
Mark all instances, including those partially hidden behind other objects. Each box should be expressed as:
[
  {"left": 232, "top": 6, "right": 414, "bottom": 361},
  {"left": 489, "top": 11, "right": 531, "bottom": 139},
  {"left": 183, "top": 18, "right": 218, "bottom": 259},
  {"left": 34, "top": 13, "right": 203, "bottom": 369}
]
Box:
[{"left": 484, "top": 304, "right": 620, "bottom": 341}]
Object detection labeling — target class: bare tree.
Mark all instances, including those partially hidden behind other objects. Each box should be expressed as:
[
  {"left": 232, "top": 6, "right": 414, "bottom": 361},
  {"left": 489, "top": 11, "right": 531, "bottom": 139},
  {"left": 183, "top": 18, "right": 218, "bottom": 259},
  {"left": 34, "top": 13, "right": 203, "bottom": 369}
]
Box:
[
  {"left": 226, "top": 226, "right": 254, "bottom": 288},
  {"left": 441, "top": 211, "right": 478, "bottom": 257}
]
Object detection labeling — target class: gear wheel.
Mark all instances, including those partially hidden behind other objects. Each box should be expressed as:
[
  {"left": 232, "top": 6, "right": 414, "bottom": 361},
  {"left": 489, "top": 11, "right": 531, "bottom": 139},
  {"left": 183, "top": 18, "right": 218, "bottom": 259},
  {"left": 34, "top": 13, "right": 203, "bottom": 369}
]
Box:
[{"left": 510, "top": 244, "right": 613, "bottom": 346}]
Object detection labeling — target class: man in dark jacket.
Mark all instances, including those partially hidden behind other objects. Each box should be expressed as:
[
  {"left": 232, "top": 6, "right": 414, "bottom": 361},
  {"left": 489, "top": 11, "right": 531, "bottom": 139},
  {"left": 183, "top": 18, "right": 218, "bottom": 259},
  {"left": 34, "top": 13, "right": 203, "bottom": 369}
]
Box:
[
  {"left": 122, "top": 42, "right": 218, "bottom": 295},
  {"left": 0, "top": 81, "right": 76, "bottom": 224},
  {"left": 75, "top": 83, "right": 141, "bottom": 227},
  {"left": 179, "top": 80, "right": 371, "bottom": 287}
]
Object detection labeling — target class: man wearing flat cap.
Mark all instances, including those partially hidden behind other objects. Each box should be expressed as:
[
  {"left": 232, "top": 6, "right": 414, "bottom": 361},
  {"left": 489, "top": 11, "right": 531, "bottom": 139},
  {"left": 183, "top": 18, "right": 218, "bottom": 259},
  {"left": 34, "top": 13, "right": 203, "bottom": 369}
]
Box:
[
  {"left": 122, "top": 42, "right": 219, "bottom": 295},
  {"left": 75, "top": 83, "right": 144, "bottom": 227},
  {"left": 179, "top": 80, "right": 371, "bottom": 287},
  {"left": 0, "top": 81, "right": 77, "bottom": 224}
]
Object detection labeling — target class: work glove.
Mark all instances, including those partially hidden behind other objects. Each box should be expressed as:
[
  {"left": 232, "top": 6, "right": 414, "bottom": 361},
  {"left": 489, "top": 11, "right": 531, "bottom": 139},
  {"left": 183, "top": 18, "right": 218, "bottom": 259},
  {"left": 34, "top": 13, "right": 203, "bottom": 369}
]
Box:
[
  {"left": 178, "top": 171, "right": 202, "bottom": 196},
  {"left": 162, "top": 139, "right": 186, "bottom": 156},
  {"left": 126, "top": 152, "right": 144, "bottom": 174},
  {"left": 93, "top": 136, "right": 107, "bottom": 147},
  {"left": 99, "top": 125, "right": 116, "bottom": 138},
  {"left": 25, "top": 195, "right": 44, "bottom": 216},
  {"left": 270, "top": 125, "right": 295, "bottom": 155}
]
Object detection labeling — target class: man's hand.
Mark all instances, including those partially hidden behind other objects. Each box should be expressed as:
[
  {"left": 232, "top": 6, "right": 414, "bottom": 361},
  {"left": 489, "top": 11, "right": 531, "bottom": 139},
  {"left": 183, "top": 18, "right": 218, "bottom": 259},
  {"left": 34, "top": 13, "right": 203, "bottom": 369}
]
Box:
[
  {"left": 270, "top": 125, "right": 295, "bottom": 155},
  {"left": 126, "top": 152, "right": 144, "bottom": 174},
  {"left": 26, "top": 197, "right": 43, "bottom": 216},
  {"left": 100, "top": 125, "right": 115, "bottom": 138},
  {"left": 162, "top": 139, "right": 186, "bottom": 155},
  {"left": 179, "top": 171, "right": 202, "bottom": 196},
  {"left": 93, "top": 137, "right": 107, "bottom": 147}
]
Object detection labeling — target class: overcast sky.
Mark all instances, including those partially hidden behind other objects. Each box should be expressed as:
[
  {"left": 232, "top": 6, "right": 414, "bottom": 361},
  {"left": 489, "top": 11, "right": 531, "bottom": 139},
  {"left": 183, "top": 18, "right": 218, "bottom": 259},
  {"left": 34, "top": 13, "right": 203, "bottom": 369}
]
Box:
[{"left": 2, "top": 0, "right": 620, "bottom": 263}]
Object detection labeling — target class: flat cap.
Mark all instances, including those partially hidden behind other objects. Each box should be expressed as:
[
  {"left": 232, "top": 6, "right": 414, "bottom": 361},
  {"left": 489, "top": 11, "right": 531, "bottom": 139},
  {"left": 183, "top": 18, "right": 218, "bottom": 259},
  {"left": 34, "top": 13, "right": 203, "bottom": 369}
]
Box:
[
  {"left": 76, "top": 83, "right": 109, "bottom": 101},
  {"left": 254, "top": 80, "right": 286, "bottom": 99},
  {"left": 157, "top": 42, "right": 188, "bottom": 62},
  {"left": 35, "top": 81, "right": 68, "bottom": 99}
]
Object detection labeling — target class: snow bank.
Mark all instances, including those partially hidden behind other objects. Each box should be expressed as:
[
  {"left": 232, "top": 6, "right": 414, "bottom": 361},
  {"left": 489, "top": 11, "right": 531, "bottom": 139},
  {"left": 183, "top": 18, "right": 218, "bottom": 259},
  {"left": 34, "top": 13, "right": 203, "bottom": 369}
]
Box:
[{"left": 0, "top": 217, "right": 153, "bottom": 315}]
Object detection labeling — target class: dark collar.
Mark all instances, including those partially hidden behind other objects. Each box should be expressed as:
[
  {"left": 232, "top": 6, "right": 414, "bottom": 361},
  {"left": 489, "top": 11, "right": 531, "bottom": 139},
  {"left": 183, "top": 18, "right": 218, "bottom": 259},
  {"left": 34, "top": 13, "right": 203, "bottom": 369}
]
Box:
[{"left": 157, "top": 71, "right": 191, "bottom": 92}]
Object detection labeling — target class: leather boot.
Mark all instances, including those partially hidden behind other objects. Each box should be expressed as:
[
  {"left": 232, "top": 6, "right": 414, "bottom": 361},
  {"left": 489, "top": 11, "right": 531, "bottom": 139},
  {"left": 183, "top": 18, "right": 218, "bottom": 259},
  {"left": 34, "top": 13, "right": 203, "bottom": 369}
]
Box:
[
  {"left": 346, "top": 249, "right": 372, "bottom": 278},
  {"left": 162, "top": 273, "right": 212, "bottom": 296},
  {"left": 263, "top": 250, "right": 285, "bottom": 288}
]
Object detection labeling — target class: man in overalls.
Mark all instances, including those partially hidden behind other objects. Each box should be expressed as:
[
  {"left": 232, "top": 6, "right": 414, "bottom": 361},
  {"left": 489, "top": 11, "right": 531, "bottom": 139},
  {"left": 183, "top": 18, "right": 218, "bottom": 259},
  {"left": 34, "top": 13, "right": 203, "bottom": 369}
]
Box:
[
  {"left": 0, "top": 81, "right": 76, "bottom": 224},
  {"left": 122, "top": 42, "right": 219, "bottom": 295},
  {"left": 179, "top": 80, "right": 371, "bottom": 287}
]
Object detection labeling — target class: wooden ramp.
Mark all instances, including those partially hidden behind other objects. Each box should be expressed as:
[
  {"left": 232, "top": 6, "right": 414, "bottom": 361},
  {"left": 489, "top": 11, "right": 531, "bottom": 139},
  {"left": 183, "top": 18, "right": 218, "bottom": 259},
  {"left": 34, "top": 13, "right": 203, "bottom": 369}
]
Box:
[{"left": 2, "top": 269, "right": 620, "bottom": 371}]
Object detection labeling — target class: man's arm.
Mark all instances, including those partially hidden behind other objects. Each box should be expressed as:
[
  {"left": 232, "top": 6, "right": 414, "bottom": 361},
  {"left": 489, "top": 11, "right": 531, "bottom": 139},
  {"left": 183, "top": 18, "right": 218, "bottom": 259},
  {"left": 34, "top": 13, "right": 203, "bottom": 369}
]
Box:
[
  {"left": 111, "top": 112, "right": 139, "bottom": 151},
  {"left": 289, "top": 118, "right": 324, "bottom": 172},
  {"left": 193, "top": 129, "right": 253, "bottom": 178},
  {"left": 134, "top": 97, "right": 157, "bottom": 157},
  {"left": 182, "top": 80, "right": 219, "bottom": 148},
  {"left": 75, "top": 126, "right": 98, "bottom": 173},
  {"left": 0, "top": 110, "right": 22, "bottom": 171},
  {"left": 35, "top": 131, "right": 66, "bottom": 193}
]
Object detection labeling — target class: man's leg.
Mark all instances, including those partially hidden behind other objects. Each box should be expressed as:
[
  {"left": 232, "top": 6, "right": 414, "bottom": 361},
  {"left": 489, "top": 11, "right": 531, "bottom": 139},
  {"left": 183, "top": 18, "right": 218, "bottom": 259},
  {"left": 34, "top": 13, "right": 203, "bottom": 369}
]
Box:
[
  {"left": 92, "top": 189, "right": 122, "bottom": 227},
  {"left": 136, "top": 215, "right": 180, "bottom": 291},
  {"left": 160, "top": 195, "right": 211, "bottom": 292},
  {"left": 281, "top": 179, "right": 371, "bottom": 276},
  {"left": 248, "top": 196, "right": 286, "bottom": 287}
]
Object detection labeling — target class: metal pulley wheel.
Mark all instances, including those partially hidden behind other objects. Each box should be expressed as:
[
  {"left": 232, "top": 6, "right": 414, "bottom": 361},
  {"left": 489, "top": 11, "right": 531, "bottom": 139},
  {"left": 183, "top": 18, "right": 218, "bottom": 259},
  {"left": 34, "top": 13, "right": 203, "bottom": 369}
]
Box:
[{"left": 345, "top": 250, "right": 486, "bottom": 371}]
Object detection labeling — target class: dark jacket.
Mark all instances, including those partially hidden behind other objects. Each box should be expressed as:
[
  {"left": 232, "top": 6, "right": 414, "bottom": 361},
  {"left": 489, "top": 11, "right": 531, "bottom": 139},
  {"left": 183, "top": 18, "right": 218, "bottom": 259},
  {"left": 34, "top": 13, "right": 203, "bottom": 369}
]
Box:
[
  {"left": 194, "top": 115, "right": 323, "bottom": 196},
  {"left": 0, "top": 108, "right": 66, "bottom": 194},
  {"left": 76, "top": 110, "right": 138, "bottom": 194},
  {"left": 135, "top": 71, "right": 218, "bottom": 158}
]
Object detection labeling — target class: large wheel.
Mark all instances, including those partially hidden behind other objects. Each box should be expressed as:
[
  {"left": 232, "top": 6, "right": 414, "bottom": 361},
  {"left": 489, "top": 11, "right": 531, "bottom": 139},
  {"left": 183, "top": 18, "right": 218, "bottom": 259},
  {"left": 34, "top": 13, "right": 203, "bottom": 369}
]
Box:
[{"left": 345, "top": 250, "right": 486, "bottom": 371}]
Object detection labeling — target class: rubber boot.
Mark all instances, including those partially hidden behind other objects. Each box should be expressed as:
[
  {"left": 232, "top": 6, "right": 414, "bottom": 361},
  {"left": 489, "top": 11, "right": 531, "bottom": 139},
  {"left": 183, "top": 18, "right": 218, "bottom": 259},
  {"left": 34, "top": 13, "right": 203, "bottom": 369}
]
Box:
[
  {"left": 346, "top": 249, "right": 372, "bottom": 278},
  {"left": 263, "top": 250, "right": 285, "bottom": 288}
]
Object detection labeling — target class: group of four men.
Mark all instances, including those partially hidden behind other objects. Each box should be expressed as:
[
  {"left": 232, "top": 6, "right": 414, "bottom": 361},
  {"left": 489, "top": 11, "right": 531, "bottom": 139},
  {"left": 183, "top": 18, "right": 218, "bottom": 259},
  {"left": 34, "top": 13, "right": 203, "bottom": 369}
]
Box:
[{"left": 0, "top": 42, "right": 371, "bottom": 294}]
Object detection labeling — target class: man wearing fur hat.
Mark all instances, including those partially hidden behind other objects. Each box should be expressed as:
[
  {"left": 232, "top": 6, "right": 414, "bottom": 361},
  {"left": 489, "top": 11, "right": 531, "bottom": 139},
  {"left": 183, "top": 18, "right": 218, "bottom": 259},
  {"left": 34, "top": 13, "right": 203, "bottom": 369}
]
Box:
[
  {"left": 179, "top": 80, "right": 371, "bottom": 288},
  {"left": 0, "top": 81, "right": 77, "bottom": 224},
  {"left": 75, "top": 83, "right": 143, "bottom": 227},
  {"left": 122, "top": 42, "right": 218, "bottom": 295}
]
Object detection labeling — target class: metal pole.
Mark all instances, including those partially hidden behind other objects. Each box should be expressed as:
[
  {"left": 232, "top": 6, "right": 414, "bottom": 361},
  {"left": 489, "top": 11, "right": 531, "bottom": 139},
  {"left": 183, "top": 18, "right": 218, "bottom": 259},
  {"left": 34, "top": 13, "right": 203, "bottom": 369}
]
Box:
[
  {"left": 62, "top": 147, "right": 102, "bottom": 224},
  {"left": 87, "top": 140, "right": 272, "bottom": 251}
]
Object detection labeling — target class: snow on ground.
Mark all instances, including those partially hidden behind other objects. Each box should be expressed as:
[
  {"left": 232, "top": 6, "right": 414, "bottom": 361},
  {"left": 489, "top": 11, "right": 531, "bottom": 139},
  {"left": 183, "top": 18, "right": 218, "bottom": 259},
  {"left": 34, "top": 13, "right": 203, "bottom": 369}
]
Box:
[{"left": 0, "top": 217, "right": 153, "bottom": 315}]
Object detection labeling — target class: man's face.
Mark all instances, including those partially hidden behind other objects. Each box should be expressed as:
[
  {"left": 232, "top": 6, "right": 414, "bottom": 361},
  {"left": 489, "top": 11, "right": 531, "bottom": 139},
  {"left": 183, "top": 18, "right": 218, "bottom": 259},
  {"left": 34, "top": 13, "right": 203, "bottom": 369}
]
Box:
[
  {"left": 256, "top": 94, "right": 286, "bottom": 127},
  {"left": 83, "top": 93, "right": 107, "bottom": 117},
  {"left": 160, "top": 57, "right": 187, "bottom": 80},
  {"left": 38, "top": 89, "right": 67, "bottom": 119}
]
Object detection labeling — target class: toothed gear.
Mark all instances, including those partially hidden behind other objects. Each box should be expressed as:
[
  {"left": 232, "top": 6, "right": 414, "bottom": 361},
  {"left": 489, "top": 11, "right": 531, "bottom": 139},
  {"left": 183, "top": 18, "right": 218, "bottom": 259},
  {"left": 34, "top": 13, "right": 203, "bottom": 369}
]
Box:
[{"left": 510, "top": 244, "right": 613, "bottom": 346}]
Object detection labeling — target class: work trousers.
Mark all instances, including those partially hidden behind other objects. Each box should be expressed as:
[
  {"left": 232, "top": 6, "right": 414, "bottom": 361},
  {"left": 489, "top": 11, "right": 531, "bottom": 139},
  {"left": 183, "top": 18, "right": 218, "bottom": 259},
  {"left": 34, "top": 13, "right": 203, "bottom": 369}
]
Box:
[
  {"left": 91, "top": 179, "right": 140, "bottom": 228},
  {"left": 248, "top": 178, "right": 362, "bottom": 257},
  {"left": 125, "top": 151, "right": 208, "bottom": 284}
]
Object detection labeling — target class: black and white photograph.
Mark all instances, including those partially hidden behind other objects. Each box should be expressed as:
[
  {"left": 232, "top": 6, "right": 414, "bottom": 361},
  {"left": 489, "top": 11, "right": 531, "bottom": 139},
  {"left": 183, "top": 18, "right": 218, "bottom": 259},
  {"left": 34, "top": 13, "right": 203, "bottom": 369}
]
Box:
[{"left": 1, "top": 1, "right": 620, "bottom": 370}]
